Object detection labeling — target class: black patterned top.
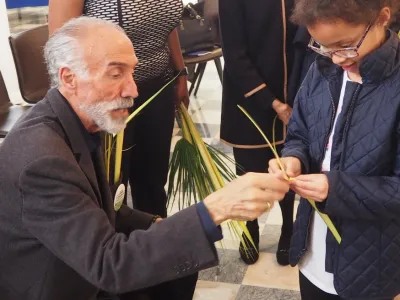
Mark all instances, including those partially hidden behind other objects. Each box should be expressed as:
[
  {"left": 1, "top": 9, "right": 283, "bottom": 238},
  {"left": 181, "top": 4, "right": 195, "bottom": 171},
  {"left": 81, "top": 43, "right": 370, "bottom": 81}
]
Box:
[{"left": 83, "top": 0, "right": 183, "bottom": 84}]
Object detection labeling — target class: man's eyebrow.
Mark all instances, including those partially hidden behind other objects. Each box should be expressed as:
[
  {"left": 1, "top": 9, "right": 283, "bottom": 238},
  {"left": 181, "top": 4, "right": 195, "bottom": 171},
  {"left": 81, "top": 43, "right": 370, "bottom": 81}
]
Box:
[{"left": 107, "top": 61, "right": 130, "bottom": 68}]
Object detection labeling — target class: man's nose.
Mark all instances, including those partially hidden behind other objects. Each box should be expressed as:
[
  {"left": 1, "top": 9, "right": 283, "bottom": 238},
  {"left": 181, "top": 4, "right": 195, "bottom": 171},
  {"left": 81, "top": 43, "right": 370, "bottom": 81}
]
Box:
[{"left": 121, "top": 74, "right": 139, "bottom": 99}]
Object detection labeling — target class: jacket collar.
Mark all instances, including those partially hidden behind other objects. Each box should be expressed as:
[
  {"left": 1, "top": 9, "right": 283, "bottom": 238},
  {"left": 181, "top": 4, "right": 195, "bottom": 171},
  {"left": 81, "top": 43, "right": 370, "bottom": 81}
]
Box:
[
  {"left": 46, "top": 88, "right": 103, "bottom": 206},
  {"left": 317, "top": 30, "right": 400, "bottom": 84}
]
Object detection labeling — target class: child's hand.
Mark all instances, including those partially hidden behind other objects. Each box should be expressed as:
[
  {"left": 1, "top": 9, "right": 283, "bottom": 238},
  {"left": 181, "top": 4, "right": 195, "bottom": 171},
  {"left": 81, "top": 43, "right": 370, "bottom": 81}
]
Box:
[
  {"left": 268, "top": 157, "right": 302, "bottom": 179},
  {"left": 289, "top": 174, "right": 329, "bottom": 202}
]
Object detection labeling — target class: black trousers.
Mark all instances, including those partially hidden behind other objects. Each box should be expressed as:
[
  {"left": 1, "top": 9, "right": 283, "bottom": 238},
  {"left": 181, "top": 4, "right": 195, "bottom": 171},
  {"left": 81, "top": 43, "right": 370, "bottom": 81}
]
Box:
[
  {"left": 233, "top": 145, "right": 295, "bottom": 236},
  {"left": 299, "top": 272, "right": 393, "bottom": 300},
  {"left": 117, "top": 273, "right": 198, "bottom": 300},
  {"left": 299, "top": 272, "right": 340, "bottom": 300},
  {"left": 122, "top": 78, "right": 175, "bottom": 217},
  {"left": 120, "top": 77, "right": 198, "bottom": 300}
]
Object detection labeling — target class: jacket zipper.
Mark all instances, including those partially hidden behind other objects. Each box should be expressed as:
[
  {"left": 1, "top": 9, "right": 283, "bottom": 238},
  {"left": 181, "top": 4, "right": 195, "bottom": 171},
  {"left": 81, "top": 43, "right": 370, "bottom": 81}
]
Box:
[
  {"left": 299, "top": 82, "right": 337, "bottom": 257},
  {"left": 322, "top": 84, "right": 337, "bottom": 169},
  {"left": 340, "top": 85, "right": 361, "bottom": 168}
]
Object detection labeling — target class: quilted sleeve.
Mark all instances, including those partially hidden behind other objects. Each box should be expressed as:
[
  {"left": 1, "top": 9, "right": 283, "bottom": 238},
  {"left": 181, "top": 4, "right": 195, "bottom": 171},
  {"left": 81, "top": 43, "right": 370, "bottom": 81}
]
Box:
[
  {"left": 319, "top": 121, "right": 400, "bottom": 220},
  {"left": 281, "top": 67, "right": 313, "bottom": 174},
  {"left": 320, "top": 172, "right": 400, "bottom": 220}
]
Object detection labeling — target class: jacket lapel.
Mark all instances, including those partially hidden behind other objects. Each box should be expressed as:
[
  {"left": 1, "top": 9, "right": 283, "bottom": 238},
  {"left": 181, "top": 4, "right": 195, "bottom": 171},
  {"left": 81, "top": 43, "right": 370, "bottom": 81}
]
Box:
[
  {"left": 93, "top": 148, "right": 116, "bottom": 226},
  {"left": 47, "top": 89, "right": 103, "bottom": 207}
]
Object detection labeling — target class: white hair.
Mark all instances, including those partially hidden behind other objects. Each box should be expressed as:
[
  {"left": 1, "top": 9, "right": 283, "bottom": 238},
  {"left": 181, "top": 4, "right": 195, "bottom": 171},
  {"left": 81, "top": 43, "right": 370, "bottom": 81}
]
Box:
[{"left": 44, "top": 16, "right": 126, "bottom": 89}]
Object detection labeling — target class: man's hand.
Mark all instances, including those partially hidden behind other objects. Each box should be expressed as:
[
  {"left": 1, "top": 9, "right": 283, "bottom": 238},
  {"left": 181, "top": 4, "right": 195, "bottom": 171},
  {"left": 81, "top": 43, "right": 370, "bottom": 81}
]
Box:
[
  {"left": 272, "top": 99, "right": 292, "bottom": 125},
  {"left": 289, "top": 174, "right": 329, "bottom": 202},
  {"left": 175, "top": 77, "right": 190, "bottom": 109},
  {"left": 203, "top": 173, "right": 290, "bottom": 225},
  {"left": 269, "top": 157, "right": 302, "bottom": 179}
]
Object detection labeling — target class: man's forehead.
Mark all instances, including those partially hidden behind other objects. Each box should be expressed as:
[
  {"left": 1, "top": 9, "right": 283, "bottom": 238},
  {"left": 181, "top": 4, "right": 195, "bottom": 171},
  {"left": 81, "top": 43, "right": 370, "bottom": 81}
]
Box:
[{"left": 82, "top": 32, "right": 137, "bottom": 68}]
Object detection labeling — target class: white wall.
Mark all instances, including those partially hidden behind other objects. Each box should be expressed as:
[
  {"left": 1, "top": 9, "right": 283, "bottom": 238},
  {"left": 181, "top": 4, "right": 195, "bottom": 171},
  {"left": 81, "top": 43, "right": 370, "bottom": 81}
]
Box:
[{"left": 0, "top": 1, "right": 23, "bottom": 104}]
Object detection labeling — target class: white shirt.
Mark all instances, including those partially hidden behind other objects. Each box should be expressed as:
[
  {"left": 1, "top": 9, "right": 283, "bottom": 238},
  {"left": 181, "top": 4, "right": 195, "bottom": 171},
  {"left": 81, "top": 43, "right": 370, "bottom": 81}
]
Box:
[{"left": 299, "top": 72, "right": 351, "bottom": 295}]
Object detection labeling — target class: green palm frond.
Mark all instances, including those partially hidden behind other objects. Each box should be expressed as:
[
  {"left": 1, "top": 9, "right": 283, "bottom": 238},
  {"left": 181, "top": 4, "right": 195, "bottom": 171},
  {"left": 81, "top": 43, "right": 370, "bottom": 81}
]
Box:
[
  {"left": 168, "top": 104, "right": 257, "bottom": 252},
  {"left": 104, "top": 74, "right": 180, "bottom": 184}
]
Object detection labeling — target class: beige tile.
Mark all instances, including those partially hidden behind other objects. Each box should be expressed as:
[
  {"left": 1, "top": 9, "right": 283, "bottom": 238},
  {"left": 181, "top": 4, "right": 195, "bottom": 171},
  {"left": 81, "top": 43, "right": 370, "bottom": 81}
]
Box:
[
  {"left": 215, "top": 238, "right": 240, "bottom": 250},
  {"left": 265, "top": 198, "right": 300, "bottom": 226},
  {"left": 170, "top": 135, "right": 181, "bottom": 151},
  {"left": 265, "top": 204, "right": 284, "bottom": 226},
  {"left": 191, "top": 110, "right": 222, "bottom": 125},
  {"left": 193, "top": 280, "right": 240, "bottom": 300},
  {"left": 242, "top": 253, "right": 300, "bottom": 291}
]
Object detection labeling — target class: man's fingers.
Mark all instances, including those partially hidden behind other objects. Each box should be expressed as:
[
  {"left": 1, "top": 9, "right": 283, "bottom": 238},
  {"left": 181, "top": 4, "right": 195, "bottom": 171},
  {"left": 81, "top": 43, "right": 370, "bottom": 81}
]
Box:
[{"left": 254, "top": 173, "right": 290, "bottom": 194}]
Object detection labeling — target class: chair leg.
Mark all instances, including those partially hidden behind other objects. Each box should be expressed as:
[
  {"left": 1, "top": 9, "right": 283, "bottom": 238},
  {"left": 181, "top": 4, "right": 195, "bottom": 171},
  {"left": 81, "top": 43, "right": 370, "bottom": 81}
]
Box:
[
  {"left": 194, "top": 63, "right": 207, "bottom": 96},
  {"left": 214, "top": 57, "right": 223, "bottom": 83},
  {"left": 189, "top": 64, "right": 201, "bottom": 96}
]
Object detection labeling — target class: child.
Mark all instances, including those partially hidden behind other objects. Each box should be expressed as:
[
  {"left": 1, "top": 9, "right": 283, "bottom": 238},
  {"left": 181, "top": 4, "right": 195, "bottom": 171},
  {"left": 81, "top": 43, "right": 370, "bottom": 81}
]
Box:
[{"left": 269, "top": 0, "right": 400, "bottom": 299}]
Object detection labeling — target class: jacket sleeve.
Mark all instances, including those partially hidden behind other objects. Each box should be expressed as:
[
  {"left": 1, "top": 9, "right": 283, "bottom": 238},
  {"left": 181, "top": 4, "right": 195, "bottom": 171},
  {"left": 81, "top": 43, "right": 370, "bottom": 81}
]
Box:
[
  {"left": 115, "top": 205, "right": 154, "bottom": 235},
  {"left": 281, "top": 66, "right": 314, "bottom": 174},
  {"left": 19, "top": 155, "right": 218, "bottom": 294},
  {"left": 218, "top": 0, "right": 276, "bottom": 109},
  {"left": 318, "top": 171, "right": 400, "bottom": 221},
  {"left": 317, "top": 118, "right": 400, "bottom": 220}
]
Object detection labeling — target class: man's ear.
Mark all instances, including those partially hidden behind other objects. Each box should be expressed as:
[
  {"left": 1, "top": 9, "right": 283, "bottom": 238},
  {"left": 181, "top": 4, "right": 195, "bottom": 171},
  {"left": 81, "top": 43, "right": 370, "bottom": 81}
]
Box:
[{"left": 59, "top": 67, "right": 77, "bottom": 90}]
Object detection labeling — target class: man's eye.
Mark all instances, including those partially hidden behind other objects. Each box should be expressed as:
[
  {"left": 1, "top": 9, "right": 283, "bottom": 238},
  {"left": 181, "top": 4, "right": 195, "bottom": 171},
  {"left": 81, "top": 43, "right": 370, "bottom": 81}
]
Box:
[{"left": 111, "top": 73, "right": 121, "bottom": 79}]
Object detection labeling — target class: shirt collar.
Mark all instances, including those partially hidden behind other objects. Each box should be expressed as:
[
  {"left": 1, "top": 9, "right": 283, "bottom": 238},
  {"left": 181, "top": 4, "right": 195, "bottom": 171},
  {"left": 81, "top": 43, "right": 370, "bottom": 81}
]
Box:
[{"left": 58, "top": 92, "right": 101, "bottom": 152}]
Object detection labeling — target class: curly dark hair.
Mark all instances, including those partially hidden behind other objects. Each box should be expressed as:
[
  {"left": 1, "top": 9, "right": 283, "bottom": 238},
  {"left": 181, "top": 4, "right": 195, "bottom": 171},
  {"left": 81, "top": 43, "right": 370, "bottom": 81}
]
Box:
[{"left": 291, "top": 0, "right": 400, "bottom": 26}]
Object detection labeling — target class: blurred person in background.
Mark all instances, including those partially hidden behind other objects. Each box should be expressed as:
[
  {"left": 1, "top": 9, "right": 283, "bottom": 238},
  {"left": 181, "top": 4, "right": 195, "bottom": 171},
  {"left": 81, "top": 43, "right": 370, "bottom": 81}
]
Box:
[{"left": 218, "top": 0, "right": 298, "bottom": 266}]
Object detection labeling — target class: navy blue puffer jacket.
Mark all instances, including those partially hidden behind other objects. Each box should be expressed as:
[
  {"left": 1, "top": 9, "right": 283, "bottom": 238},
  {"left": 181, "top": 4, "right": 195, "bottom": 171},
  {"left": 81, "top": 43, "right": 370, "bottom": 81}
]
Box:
[{"left": 283, "top": 30, "right": 400, "bottom": 300}]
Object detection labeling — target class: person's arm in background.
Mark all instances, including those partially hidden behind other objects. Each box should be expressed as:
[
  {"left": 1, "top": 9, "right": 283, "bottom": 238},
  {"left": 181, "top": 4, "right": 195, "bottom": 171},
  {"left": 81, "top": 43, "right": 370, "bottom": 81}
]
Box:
[
  {"left": 168, "top": 28, "right": 190, "bottom": 108},
  {"left": 48, "top": 0, "right": 84, "bottom": 35},
  {"left": 218, "top": 0, "right": 291, "bottom": 124}
]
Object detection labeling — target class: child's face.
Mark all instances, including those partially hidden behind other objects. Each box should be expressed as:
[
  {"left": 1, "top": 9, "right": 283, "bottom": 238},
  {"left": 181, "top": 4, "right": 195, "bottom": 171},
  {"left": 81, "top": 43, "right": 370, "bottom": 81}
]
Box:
[{"left": 307, "top": 8, "right": 390, "bottom": 76}]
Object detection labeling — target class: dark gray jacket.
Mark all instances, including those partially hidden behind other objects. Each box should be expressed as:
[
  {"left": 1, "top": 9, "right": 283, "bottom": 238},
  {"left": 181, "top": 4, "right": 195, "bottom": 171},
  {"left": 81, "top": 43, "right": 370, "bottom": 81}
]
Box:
[{"left": 0, "top": 89, "right": 218, "bottom": 300}]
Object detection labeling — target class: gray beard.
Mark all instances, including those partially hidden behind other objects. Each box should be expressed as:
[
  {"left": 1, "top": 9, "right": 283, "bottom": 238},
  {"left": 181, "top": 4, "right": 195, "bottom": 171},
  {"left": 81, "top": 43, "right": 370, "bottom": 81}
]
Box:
[{"left": 79, "top": 97, "right": 134, "bottom": 134}]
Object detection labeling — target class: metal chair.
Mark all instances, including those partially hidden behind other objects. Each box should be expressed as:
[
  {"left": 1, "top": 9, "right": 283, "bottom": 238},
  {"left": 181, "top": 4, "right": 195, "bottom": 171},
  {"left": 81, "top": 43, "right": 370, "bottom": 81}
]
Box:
[{"left": 184, "top": 47, "right": 223, "bottom": 97}]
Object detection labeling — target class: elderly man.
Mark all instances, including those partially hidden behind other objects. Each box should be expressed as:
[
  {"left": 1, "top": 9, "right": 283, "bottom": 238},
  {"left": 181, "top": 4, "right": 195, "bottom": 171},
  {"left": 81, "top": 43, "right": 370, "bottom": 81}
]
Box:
[{"left": 0, "top": 17, "right": 289, "bottom": 300}]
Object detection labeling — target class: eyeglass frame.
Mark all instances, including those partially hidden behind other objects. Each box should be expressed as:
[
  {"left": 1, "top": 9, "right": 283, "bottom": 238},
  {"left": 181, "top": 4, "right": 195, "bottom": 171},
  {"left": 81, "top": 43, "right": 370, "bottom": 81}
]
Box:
[{"left": 308, "top": 22, "right": 373, "bottom": 58}]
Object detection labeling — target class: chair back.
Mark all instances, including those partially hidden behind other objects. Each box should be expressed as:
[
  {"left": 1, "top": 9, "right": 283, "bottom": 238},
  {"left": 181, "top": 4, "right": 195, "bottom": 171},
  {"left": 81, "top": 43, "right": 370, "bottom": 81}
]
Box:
[
  {"left": 0, "top": 71, "right": 11, "bottom": 108},
  {"left": 9, "top": 24, "right": 50, "bottom": 104}
]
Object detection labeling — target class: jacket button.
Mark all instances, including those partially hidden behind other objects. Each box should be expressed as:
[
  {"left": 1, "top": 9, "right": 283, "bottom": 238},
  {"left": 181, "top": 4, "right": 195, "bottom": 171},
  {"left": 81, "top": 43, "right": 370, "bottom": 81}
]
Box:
[
  {"left": 185, "top": 261, "right": 192, "bottom": 270},
  {"left": 174, "top": 266, "right": 180, "bottom": 275},
  {"left": 179, "top": 264, "right": 186, "bottom": 272}
]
